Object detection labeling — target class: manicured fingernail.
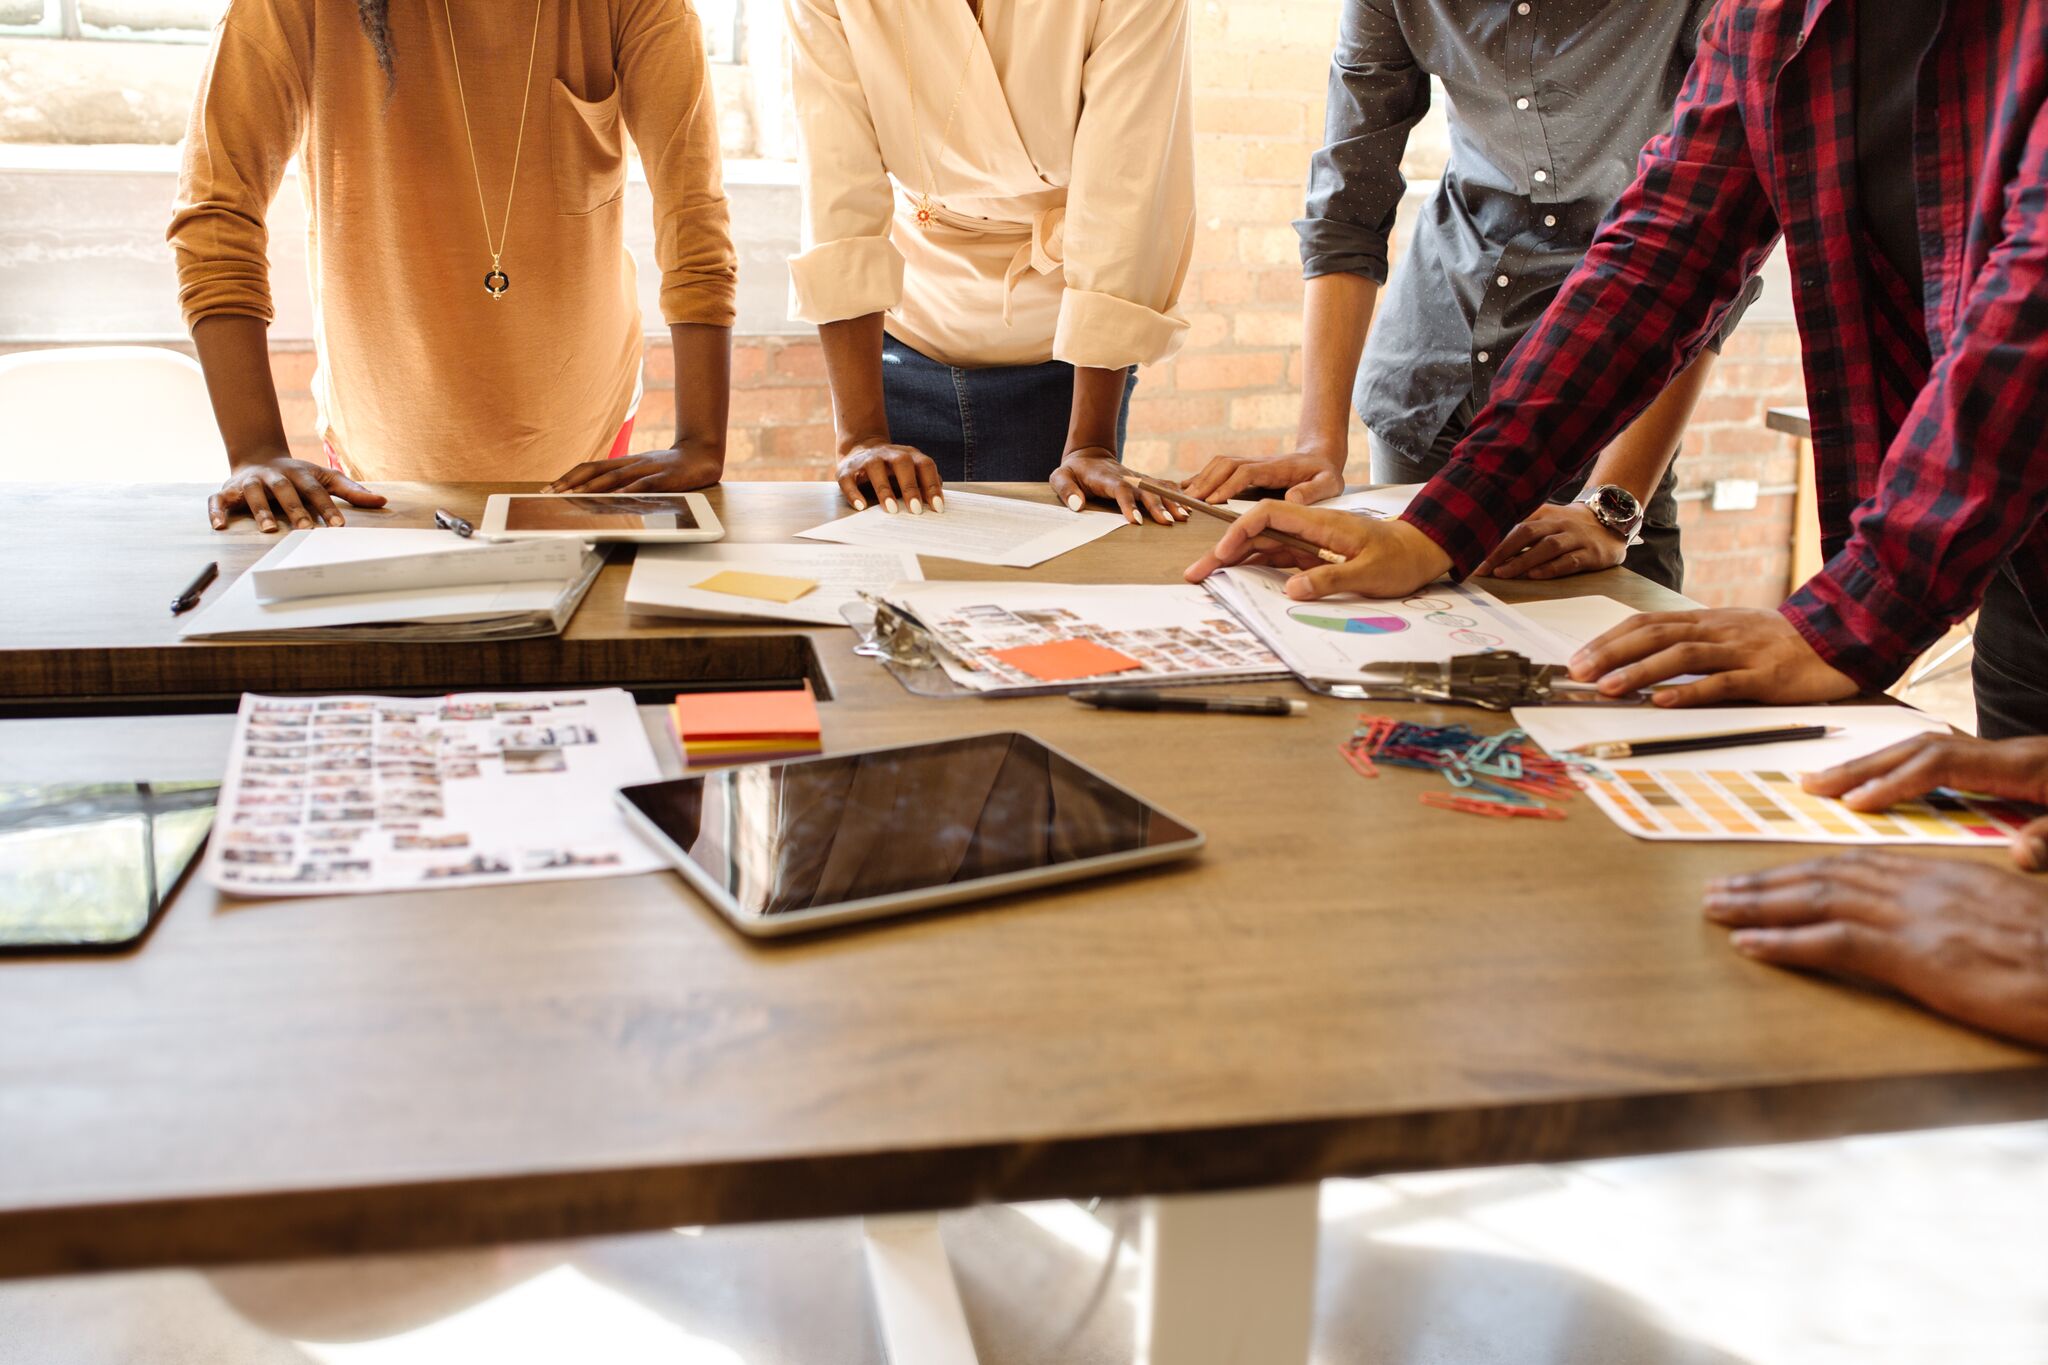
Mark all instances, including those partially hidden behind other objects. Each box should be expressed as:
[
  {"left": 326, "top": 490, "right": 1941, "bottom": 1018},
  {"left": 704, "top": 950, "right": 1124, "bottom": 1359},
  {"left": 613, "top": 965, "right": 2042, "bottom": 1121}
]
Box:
[
  {"left": 852, "top": 497, "right": 866, "bottom": 511},
  {"left": 1128, "top": 510, "right": 1143, "bottom": 524},
  {"left": 931, "top": 495, "right": 945, "bottom": 512},
  {"left": 884, "top": 498, "right": 898, "bottom": 514},
  {"left": 1730, "top": 931, "right": 1766, "bottom": 955},
  {"left": 909, "top": 498, "right": 923, "bottom": 515},
  {"left": 1067, "top": 494, "right": 1084, "bottom": 512},
  {"left": 328, "top": 515, "right": 344, "bottom": 526}
]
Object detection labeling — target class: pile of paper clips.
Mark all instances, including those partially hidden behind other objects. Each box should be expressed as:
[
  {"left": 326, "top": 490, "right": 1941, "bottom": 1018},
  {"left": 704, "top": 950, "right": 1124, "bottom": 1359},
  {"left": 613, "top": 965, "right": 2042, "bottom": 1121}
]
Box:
[{"left": 1340, "top": 715, "right": 1589, "bottom": 821}]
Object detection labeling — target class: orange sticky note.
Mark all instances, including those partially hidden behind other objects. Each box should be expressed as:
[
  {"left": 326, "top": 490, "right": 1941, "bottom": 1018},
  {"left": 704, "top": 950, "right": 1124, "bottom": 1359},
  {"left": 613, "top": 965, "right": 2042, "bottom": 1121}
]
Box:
[
  {"left": 694, "top": 570, "right": 817, "bottom": 604},
  {"left": 671, "top": 682, "right": 821, "bottom": 741},
  {"left": 990, "top": 639, "right": 1145, "bottom": 682}
]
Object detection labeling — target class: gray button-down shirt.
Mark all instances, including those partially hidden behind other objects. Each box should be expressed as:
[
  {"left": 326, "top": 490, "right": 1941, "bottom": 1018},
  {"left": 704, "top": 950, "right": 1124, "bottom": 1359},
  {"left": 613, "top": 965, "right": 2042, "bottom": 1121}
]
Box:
[{"left": 1298, "top": 0, "right": 1751, "bottom": 466}]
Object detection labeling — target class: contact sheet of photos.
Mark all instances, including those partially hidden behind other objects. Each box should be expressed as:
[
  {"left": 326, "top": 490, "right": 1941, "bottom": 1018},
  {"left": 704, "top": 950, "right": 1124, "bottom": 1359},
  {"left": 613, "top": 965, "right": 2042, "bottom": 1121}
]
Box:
[{"left": 205, "top": 688, "right": 666, "bottom": 896}]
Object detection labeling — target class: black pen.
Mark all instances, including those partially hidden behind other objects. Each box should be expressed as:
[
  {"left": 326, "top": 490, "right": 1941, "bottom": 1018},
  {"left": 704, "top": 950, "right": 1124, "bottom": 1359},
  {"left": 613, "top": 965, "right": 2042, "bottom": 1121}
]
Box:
[
  {"left": 433, "top": 507, "right": 475, "bottom": 538},
  {"left": 1568, "top": 724, "right": 1841, "bottom": 760},
  {"left": 1070, "top": 688, "right": 1307, "bottom": 717},
  {"left": 170, "top": 561, "right": 219, "bottom": 615}
]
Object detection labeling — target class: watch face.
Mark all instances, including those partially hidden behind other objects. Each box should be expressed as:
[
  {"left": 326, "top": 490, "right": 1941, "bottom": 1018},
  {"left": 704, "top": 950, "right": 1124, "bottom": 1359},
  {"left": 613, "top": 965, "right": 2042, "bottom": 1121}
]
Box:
[{"left": 1592, "top": 485, "right": 1643, "bottom": 522}]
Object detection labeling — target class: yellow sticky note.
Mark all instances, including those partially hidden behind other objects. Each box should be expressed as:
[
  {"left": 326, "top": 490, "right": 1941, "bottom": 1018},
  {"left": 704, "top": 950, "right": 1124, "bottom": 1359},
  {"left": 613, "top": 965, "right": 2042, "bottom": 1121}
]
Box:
[{"left": 694, "top": 570, "right": 818, "bottom": 604}]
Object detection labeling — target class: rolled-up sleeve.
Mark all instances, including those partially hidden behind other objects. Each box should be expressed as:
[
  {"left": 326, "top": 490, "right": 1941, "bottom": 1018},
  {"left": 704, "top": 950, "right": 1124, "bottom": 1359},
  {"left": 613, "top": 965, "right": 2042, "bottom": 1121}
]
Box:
[
  {"left": 167, "top": 10, "right": 303, "bottom": 327},
  {"left": 784, "top": 0, "right": 904, "bottom": 325},
  {"left": 618, "top": 0, "right": 738, "bottom": 327},
  {"left": 1295, "top": 0, "right": 1429, "bottom": 283},
  {"left": 1052, "top": 0, "right": 1196, "bottom": 370}
]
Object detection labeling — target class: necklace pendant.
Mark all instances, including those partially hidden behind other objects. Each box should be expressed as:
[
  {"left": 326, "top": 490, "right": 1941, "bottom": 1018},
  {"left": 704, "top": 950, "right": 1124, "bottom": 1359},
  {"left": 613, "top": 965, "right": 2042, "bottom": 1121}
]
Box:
[
  {"left": 913, "top": 195, "right": 935, "bottom": 231},
  {"left": 484, "top": 268, "right": 510, "bottom": 299}
]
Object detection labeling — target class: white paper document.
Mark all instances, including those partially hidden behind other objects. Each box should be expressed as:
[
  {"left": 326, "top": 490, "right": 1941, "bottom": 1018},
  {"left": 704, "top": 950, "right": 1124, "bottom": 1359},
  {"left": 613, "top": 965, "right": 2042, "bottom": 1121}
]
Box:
[
  {"left": 1510, "top": 704, "right": 1954, "bottom": 774},
  {"left": 873, "top": 581, "right": 1286, "bottom": 692},
  {"left": 794, "top": 489, "right": 1126, "bottom": 568},
  {"left": 249, "top": 528, "right": 584, "bottom": 601},
  {"left": 1225, "top": 483, "right": 1424, "bottom": 519},
  {"left": 624, "top": 542, "right": 924, "bottom": 626},
  {"left": 1506, "top": 595, "right": 1640, "bottom": 651},
  {"left": 1202, "top": 565, "right": 1575, "bottom": 687},
  {"left": 205, "top": 688, "right": 664, "bottom": 897}
]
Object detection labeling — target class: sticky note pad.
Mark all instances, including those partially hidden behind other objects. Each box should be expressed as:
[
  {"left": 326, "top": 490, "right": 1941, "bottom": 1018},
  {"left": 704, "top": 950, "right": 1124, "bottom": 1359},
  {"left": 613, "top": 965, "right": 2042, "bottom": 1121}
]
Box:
[
  {"left": 672, "top": 682, "right": 821, "bottom": 742},
  {"left": 990, "top": 639, "right": 1145, "bottom": 682},
  {"left": 694, "top": 570, "right": 818, "bottom": 604}
]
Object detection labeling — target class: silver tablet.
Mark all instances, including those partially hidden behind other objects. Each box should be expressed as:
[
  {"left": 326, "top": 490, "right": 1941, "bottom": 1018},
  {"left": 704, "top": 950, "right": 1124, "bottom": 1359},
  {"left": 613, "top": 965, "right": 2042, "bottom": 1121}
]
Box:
[
  {"left": 616, "top": 732, "right": 1204, "bottom": 936},
  {"left": 479, "top": 492, "right": 724, "bottom": 543}
]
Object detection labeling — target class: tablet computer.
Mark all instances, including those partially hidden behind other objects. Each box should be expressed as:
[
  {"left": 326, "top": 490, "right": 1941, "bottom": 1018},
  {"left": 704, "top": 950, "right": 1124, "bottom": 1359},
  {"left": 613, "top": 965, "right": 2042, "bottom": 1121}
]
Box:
[
  {"left": 0, "top": 782, "right": 217, "bottom": 953},
  {"left": 617, "top": 732, "right": 1203, "bottom": 936},
  {"left": 480, "top": 492, "right": 724, "bottom": 543}
]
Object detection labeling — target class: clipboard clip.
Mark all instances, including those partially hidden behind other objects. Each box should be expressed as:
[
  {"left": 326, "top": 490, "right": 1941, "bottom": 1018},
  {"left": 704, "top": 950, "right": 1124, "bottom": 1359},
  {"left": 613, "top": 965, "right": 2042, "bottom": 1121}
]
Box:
[
  {"left": 1354, "top": 651, "right": 1647, "bottom": 711},
  {"left": 847, "top": 591, "right": 946, "bottom": 671}
]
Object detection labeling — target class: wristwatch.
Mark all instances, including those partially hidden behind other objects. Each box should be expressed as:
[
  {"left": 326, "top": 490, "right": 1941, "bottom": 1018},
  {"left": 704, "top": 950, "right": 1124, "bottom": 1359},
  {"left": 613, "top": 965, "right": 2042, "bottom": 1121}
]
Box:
[{"left": 1581, "top": 484, "right": 1646, "bottom": 546}]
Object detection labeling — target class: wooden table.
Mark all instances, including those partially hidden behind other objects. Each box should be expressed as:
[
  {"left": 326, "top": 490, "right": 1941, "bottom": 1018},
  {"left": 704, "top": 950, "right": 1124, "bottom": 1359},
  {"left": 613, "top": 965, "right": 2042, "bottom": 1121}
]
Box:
[{"left": 4, "top": 484, "right": 2042, "bottom": 1362}]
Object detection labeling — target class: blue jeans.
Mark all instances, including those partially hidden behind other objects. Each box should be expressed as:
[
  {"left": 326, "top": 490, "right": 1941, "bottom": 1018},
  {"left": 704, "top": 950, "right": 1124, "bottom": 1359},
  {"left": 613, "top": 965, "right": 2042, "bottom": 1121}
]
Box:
[{"left": 881, "top": 335, "right": 1137, "bottom": 482}]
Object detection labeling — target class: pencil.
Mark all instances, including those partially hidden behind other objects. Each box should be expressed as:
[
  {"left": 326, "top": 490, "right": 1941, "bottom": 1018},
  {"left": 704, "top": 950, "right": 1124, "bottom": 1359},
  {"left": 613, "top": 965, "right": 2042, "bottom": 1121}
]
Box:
[
  {"left": 1568, "top": 724, "right": 1841, "bottom": 761},
  {"left": 1119, "top": 473, "right": 1348, "bottom": 566}
]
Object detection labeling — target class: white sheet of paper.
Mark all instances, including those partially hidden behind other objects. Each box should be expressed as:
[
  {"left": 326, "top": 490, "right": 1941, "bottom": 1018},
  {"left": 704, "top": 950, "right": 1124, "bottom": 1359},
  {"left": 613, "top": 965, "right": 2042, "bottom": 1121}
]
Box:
[
  {"left": 1507, "top": 595, "right": 1640, "bottom": 650},
  {"left": 794, "top": 489, "right": 1126, "bottom": 568},
  {"left": 1203, "top": 565, "right": 1575, "bottom": 685},
  {"left": 205, "top": 688, "right": 664, "bottom": 898},
  {"left": 1224, "top": 483, "right": 1424, "bottom": 519},
  {"left": 1511, "top": 704, "right": 1953, "bottom": 774},
  {"left": 875, "top": 581, "right": 1285, "bottom": 692},
  {"left": 181, "top": 537, "right": 578, "bottom": 638},
  {"left": 249, "top": 528, "right": 583, "bottom": 600},
  {"left": 625, "top": 542, "right": 924, "bottom": 626}
]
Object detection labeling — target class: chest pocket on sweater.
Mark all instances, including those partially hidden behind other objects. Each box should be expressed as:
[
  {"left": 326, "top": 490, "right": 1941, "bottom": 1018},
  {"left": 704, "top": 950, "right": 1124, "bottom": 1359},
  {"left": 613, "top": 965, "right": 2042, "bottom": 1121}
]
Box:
[{"left": 550, "top": 79, "right": 625, "bottom": 215}]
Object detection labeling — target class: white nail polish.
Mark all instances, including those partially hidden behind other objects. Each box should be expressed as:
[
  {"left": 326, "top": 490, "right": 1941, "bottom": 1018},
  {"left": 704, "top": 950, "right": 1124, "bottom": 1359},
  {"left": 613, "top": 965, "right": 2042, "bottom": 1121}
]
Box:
[
  {"left": 852, "top": 498, "right": 866, "bottom": 511},
  {"left": 1129, "top": 510, "right": 1142, "bottom": 524},
  {"left": 931, "top": 495, "right": 945, "bottom": 513},
  {"left": 884, "top": 498, "right": 898, "bottom": 514},
  {"left": 1067, "top": 494, "right": 1084, "bottom": 511},
  {"left": 909, "top": 498, "right": 923, "bottom": 515}
]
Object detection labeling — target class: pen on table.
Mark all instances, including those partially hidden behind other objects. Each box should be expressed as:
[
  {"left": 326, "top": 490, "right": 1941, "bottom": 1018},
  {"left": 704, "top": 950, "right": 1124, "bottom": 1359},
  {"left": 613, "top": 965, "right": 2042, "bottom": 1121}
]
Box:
[
  {"left": 169, "top": 561, "right": 219, "bottom": 615},
  {"left": 1118, "top": 473, "right": 1348, "bottom": 566},
  {"left": 1567, "top": 724, "right": 1841, "bottom": 761},
  {"left": 1070, "top": 688, "right": 1308, "bottom": 717},
  {"left": 433, "top": 508, "right": 475, "bottom": 538}
]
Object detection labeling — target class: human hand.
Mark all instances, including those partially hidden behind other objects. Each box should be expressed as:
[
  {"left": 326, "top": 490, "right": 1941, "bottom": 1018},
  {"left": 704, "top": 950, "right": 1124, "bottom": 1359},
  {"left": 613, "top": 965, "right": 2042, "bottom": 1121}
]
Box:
[
  {"left": 1705, "top": 852, "right": 2048, "bottom": 1049},
  {"left": 834, "top": 437, "right": 944, "bottom": 514},
  {"left": 545, "top": 443, "right": 724, "bottom": 495},
  {"left": 1476, "top": 501, "right": 1628, "bottom": 580},
  {"left": 1047, "top": 448, "right": 1187, "bottom": 526},
  {"left": 1182, "top": 501, "right": 1452, "bottom": 599},
  {"left": 1181, "top": 449, "right": 1346, "bottom": 505},
  {"left": 1800, "top": 734, "right": 2048, "bottom": 870},
  {"left": 1569, "top": 608, "right": 1860, "bottom": 707},
  {"left": 208, "top": 455, "right": 387, "bottom": 532}
]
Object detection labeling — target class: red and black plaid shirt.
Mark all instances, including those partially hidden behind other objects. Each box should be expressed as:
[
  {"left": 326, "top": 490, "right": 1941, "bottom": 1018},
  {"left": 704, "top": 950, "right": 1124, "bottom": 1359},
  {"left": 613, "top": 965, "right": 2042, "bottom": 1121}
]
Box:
[{"left": 1402, "top": 0, "right": 2048, "bottom": 689}]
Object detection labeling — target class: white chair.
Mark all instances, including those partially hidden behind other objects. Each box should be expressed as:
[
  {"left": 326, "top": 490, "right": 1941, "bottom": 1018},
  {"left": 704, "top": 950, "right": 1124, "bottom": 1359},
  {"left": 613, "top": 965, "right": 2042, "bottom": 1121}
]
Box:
[{"left": 0, "top": 346, "right": 226, "bottom": 482}]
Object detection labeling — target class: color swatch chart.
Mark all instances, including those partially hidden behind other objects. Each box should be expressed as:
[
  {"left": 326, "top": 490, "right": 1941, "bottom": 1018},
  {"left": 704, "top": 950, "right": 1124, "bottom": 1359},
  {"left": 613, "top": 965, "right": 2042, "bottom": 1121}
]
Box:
[{"left": 1582, "top": 768, "right": 2043, "bottom": 846}]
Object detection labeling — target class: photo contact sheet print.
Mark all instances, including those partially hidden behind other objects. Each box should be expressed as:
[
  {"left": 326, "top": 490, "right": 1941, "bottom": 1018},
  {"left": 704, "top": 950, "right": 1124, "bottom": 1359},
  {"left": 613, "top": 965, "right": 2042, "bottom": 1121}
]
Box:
[{"left": 206, "top": 688, "right": 665, "bottom": 896}]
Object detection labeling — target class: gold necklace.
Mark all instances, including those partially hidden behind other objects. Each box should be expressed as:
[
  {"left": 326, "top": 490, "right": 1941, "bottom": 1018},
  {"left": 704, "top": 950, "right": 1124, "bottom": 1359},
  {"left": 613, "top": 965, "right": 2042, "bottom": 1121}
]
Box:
[
  {"left": 892, "top": 0, "right": 983, "bottom": 230},
  {"left": 442, "top": 0, "right": 546, "bottom": 299}
]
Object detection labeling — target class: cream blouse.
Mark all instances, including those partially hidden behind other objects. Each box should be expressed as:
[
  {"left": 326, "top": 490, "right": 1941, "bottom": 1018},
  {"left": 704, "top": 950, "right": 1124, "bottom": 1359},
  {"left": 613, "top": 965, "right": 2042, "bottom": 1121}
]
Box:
[{"left": 784, "top": 0, "right": 1195, "bottom": 371}]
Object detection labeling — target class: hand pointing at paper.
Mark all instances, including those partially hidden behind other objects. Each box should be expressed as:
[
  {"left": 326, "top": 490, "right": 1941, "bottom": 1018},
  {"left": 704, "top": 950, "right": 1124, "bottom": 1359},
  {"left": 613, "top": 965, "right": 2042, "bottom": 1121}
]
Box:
[{"left": 1182, "top": 502, "right": 1450, "bottom": 598}]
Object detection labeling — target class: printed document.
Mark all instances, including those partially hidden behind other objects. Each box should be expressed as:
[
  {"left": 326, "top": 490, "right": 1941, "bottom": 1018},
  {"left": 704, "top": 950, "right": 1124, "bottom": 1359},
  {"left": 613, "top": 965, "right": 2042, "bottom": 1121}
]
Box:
[
  {"left": 795, "top": 489, "right": 1126, "bottom": 568},
  {"left": 626, "top": 542, "right": 924, "bottom": 626}
]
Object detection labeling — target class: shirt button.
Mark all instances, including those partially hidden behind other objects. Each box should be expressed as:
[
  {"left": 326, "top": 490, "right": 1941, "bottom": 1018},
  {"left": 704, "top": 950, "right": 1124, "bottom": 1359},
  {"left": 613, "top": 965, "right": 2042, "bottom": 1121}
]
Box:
[
  {"left": 1516, "top": 97, "right": 1530, "bottom": 110},
  {"left": 1517, "top": 2, "right": 1531, "bottom": 12},
  {"left": 1496, "top": 274, "right": 1510, "bottom": 287},
  {"left": 1533, "top": 169, "right": 1548, "bottom": 183},
  {"left": 1476, "top": 351, "right": 1491, "bottom": 364},
  {"left": 1543, "top": 214, "right": 1558, "bottom": 227}
]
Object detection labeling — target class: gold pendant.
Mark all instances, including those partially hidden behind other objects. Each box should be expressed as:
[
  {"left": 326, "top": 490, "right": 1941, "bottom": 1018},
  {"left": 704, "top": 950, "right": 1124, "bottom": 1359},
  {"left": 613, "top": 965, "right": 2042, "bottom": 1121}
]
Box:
[
  {"left": 484, "top": 268, "right": 510, "bottom": 299},
  {"left": 913, "top": 194, "right": 935, "bottom": 231}
]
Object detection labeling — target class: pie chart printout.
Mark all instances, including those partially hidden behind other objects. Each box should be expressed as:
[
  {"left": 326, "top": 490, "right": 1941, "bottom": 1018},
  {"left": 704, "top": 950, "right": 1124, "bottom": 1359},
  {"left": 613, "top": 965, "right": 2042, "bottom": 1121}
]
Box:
[{"left": 1287, "top": 607, "right": 1411, "bottom": 636}]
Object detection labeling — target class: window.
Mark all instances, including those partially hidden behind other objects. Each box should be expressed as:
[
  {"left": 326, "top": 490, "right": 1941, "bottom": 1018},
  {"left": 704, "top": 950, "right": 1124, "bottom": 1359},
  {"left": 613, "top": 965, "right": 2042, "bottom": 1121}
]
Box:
[{"left": 1, "top": 0, "right": 223, "bottom": 42}]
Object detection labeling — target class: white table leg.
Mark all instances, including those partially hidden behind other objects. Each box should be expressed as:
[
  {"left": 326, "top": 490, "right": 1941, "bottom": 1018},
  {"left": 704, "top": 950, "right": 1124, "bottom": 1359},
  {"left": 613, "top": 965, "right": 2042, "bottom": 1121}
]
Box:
[
  {"left": 863, "top": 1214, "right": 980, "bottom": 1365},
  {"left": 1136, "top": 1184, "right": 1320, "bottom": 1365}
]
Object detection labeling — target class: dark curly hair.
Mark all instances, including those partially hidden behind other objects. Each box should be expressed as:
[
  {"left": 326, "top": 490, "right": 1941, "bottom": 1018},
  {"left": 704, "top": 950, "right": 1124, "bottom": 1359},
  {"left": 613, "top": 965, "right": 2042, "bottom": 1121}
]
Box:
[{"left": 356, "top": 0, "right": 395, "bottom": 88}]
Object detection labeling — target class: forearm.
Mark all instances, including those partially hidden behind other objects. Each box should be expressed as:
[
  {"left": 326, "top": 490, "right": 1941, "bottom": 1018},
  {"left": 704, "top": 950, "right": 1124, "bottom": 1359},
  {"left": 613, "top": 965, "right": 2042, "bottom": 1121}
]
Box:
[
  {"left": 191, "top": 314, "right": 291, "bottom": 469},
  {"left": 668, "top": 322, "right": 731, "bottom": 464},
  {"left": 1295, "top": 272, "right": 1378, "bottom": 461},
  {"left": 818, "top": 314, "right": 891, "bottom": 455},
  {"left": 1577, "top": 347, "right": 1718, "bottom": 500},
  {"left": 1065, "top": 366, "right": 1130, "bottom": 456}
]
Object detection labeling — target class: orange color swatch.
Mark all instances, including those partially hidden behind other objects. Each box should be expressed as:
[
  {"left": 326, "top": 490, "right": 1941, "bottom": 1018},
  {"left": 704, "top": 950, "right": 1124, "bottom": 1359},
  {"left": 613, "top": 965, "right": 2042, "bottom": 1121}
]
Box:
[{"left": 989, "top": 639, "right": 1145, "bottom": 682}]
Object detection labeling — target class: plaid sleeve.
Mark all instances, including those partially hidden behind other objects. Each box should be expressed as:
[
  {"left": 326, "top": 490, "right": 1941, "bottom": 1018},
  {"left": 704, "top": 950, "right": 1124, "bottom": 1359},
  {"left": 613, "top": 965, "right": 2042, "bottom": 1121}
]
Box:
[
  {"left": 1783, "top": 86, "right": 2048, "bottom": 689},
  {"left": 1401, "top": 7, "right": 1782, "bottom": 573}
]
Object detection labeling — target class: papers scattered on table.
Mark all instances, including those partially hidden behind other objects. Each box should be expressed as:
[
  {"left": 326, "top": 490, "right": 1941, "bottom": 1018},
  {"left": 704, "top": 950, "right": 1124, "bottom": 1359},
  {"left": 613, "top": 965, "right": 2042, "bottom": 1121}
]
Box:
[
  {"left": 1224, "top": 484, "right": 1423, "bottom": 519},
  {"left": 205, "top": 688, "right": 664, "bottom": 897},
  {"left": 1578, "top": 767, "right": 2039, "bottom": 847},
  {"left": 1512, "top": 705, "right": 1953, "bottom": 775},
  {"left": 1201, "top": 566, "right": 1574, "bottom": 688},
  {"left": 181, "top": 530, "right": 602, "bottom": 642},
  {"left": 1504, "top": 595, "right": 1639, "bottom": 651},
  {"left": 869, "top": 582, "right": 1285, "bottom": 693},
  {"left": 247, "top": 527, "right": 584, "bottom": 601},
  {"left": 795, "top": 489, "right": 1126, "bottom": 568},
  {"left": 671, "top": 683, "right": 823, "bottom": 766},
  {"left": 624, "top": 542, "right": 923, "bottom": 627}
]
